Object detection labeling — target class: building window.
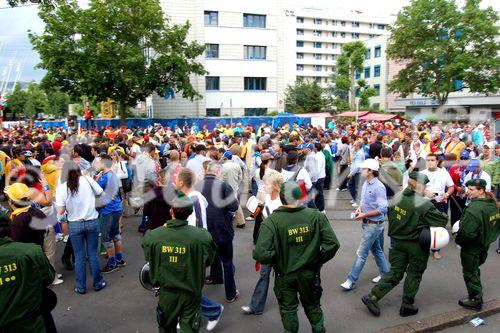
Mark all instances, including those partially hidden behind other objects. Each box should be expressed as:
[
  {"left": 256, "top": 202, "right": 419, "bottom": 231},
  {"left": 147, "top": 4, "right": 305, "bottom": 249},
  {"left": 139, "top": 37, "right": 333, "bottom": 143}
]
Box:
[
  {"left": 296, "top": 41, "right": 304, "bottom": 47},
  {"left": 244, "top": 77, "right": 267, "bottom": 91},
  {"left": 314, "top": 77, "right": 321, "bottom": 83},
  {"left": 332, "top": 20, "right": 337, "bottom": 25},
  {"left": 369, "top": 23, "right": 374, "bottom": 29},
  {"left": 314, "top": 42, "right": 322, "bottom": 48},
  {"left": 243, "top": 14, "right": 266, "bottom": 28},
  {"left": 206, "top": 108, "right": 221, "bottom": 117},
  {"left": 332, "top": 54, "right": 338, "bottom": 60},
  {"left": 374, "top": 45, "right": 381, "bottom": 58},
  {"left": 314, "top": 53, "right": 322, "bottom": 60},
  {"left": 341, "top": 32, "right": 346, "bottom": 38},
  {"left": 314, "top": 18, "right": 322, "bottom": 24},
  {"left": 365, "top": 49, "right": 371, "bottom": 59},
  {"left": 297, "top": 64, "right": 304, "bottom": 71},
  {"left": 205, "top": 44, "right": 219, "bottom": 58},
  {"left": 297, "top": 17, "right": 304, "bottom": 23},
  {"left": 324, "top": 78, "right": 329, "bottom": 83},
  {"left": 296, "top": 52, "right": 304, "bottom": 59},
  {"left": 296, "top": 29, "right": 304, "bottom": 35},
  {"left": 369, "top": 34, "right": 375, "bottom": 38},
  {"left": 364, "top": 67, "right": 370, "bottom": 78},
  {"left": 205, "top": 76, "right": 220, "bottom": 90},
  {"left": 245, "top": 108, "right": 267, "bottom": 116},
  {"left": 352, "top": 21, "right": 360, "bottom": 27},
  {"left": 374, "top": 65, "right": 381, "bottom": 77},
  {"left": 352, "top": 33, "right": 360, "bottom": 39},
  {"left": 332, "top": 43, "right": 337, "bottom": 49},
  {"left": 332, "top": 31, "right": 337, "bottom": 37},
  {"left": 313, "top": 65, "right": 322, "bottom": 72},
  {"left": 355, "top": 70, "right": 361, "bottom": 80},
  {"left": 313, "top": 30, "right": 322, "bottom": 36},
  {"left": 204, "top": 11, "right": 218, "bottom": 26},
  {"left": 377, "top": 24, "right": 385, "bottom": 30},
  {"left": 244, "top": 45, "right": 266, "bottom": 60},
  {"left": 341, "top": 21, "right": 346, "bottom": 26},
  {"left": 373, "top": 84, "right": 380, "bottom": 96}
]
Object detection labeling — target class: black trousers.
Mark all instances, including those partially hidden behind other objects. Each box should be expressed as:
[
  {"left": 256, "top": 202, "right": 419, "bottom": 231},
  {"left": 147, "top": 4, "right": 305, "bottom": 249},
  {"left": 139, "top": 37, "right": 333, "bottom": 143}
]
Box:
[
  {"left": 450, "top": 196, "right": 466, "bottom": 227},
  {"left": 338, "top": 164, "right": 349, "bottom": 190}
]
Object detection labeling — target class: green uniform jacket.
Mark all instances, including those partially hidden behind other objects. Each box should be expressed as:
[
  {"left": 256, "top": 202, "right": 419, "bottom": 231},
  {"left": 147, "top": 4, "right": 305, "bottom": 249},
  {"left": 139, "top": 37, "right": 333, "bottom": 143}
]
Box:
[
  {"left": 253, "top": 206, "right": 340, "bottom": 275},
  {"left": 142, "top": 219, "right": 216, "bottom": 295},
  {"left": 0, "top": 237, "right": 55, "bottom": 327},
  {"left": 388, "top": 189, "right": 448, "bottom": 241},
  {"left": 456, "top": 198, "right": 500, "bottom": 248}
]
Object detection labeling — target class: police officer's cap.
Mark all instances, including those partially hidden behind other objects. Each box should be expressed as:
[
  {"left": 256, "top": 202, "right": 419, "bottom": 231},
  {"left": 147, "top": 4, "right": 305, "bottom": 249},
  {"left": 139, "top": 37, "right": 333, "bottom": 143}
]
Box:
[
  {"left": 409, "top": 171, "right": 429, "bottom": 185},
  {"left": 465, "top": 178, "right": 487, "bottom": 189},
  {"left": 280, "top": 181, "right": 303, "bottom": 202}
]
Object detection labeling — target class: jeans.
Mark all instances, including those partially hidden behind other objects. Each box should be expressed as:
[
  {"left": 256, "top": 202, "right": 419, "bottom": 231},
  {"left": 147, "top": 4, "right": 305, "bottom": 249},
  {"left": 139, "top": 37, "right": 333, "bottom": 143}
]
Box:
[
  {"left": 347, "top": 222, "right": 389, "bottom": 283},
  {"left": 251, "top": 179, "right": 258, "bottom": 196},
  {"left": 201, "top": 295, "right": 222, "bottom": 320},
  {"left": 249, "top": 264, "right": 272, "bottom": 314},
  {"left": 348, "top": 173, "right": 361, "bottom": 203},
  {"left": 69, "top": 219, "right": 104, "bottom": 291},
  {"left": 210, "top": 242, "right": 237, "bottom": 300},
  {"left": 102, "top": 211, "right": 122, "bottom": 247},
  {"left": 314, "top": 178, "right": 325, "bottom": 212}
]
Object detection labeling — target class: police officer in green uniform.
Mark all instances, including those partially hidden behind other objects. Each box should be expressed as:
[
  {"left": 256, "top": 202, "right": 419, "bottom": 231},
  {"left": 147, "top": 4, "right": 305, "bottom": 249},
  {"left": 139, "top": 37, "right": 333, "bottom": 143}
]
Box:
[
  {"left": 0, "top": 212, "right": 56, "bottom": 333},
  {"left": 142, "top": 192, "right": 216, "bottom": 333},
  {"left": 456, "top": 178, "right": 500, "bottom": 310},
  {"left": 362, "top": 171, "right": 448, "bottom": 317},
  {"left": 253, "top": 181, "right": 340, "bottom": 333}
]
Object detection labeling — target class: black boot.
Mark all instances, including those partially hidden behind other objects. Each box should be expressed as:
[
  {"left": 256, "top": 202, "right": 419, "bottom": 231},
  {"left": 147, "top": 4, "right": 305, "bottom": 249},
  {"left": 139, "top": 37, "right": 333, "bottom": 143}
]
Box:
[
  {"left": 400, "top": 304, "right": 419, "bottom": 317},
  {"left": 459, "top": 297, "right": 483, "bottom": 311},
  {"left": 362, "top": 294, "right": 380, "bottom": 317}
]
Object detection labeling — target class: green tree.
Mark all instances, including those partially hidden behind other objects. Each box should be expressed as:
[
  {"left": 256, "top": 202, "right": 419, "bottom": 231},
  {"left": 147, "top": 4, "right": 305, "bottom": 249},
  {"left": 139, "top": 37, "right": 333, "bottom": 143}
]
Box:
[
  {"left": 24, "top": 82, "right": 48, "bottom": 117},
  {"left": 6, "top": 83, "right": 28, "bottom": 119},
  {"left": 357, "top": 79, "right": 376, "bottom": 109},
  {"left": 29, "top": 0, "right": 206, "bottom": 122},
  {"left": 285, "top": 81, "right": 331, "bottom": 114},
  {"left": 45, "top": 89, "right": 70, "bottom": 117},
  {"left": 388, "top": 0, "right": 500, "bottom": 105},
  {"left": 332, "top": 41, "right": 367, "bottom": 110}
]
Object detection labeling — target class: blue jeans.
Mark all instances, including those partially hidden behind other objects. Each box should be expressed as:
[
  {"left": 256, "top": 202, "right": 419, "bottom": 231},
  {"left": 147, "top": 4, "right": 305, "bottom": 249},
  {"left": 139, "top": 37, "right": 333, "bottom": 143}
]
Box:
[
  {"left": 347, "top": 222, "right": 389, "bottom": 283},
  {"left": 69, "top": 219, "right": 104, "bottom": 292},
  {"left": 102, "top": 211, "right": 122, "bottom": 247},
  {"left": 348, "top": 173, "right": 361, "bottom": 203},
  {"left": 201, "top": 295, "right": 222, "bottom": 320},
  {"left": 249, "top": 264, "right": 272, "bottom": 314},
  {"left": 210, "top": 242, "right": 237, "bottom": 300}
]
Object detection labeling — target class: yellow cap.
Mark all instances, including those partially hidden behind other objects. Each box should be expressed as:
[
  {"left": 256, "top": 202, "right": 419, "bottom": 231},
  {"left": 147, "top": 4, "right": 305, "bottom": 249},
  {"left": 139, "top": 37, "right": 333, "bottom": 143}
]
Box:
[{"left": 5, "top": 183, "right": 31, "bottom": 202}]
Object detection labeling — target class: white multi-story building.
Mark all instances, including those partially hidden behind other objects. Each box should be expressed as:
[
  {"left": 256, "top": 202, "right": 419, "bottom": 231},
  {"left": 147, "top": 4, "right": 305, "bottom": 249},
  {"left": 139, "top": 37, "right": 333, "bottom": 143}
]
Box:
[
  {"left": 149, "top": 4, "right": 395, "bottom": 118},
  {"left": 360, "top": 36, "right": 389, "bottom": 111},
  {"left": 149, "top": 0, "right": 284, "bottom": 118}
]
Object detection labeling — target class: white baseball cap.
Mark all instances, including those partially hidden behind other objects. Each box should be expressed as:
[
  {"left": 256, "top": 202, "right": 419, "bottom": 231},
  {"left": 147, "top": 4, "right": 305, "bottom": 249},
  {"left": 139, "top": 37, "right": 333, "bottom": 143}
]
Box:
[{"left": 359, "top": 158, "right": 379, "bottom": 171}]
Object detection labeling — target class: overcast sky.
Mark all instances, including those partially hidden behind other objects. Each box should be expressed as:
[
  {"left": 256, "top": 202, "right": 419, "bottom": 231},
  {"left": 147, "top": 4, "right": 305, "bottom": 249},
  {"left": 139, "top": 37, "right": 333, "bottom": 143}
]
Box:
[{"left": 0, "top": 0, "right": 498, "bottom": 85}]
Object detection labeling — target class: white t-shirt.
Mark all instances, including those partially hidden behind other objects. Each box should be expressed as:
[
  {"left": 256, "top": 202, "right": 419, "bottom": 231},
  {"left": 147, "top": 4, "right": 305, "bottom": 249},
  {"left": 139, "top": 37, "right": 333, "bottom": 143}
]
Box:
[
  {"left": 55, "top": 176, "right": 103, "bottom": 222},
  {"left": 129, "top": 144, "right": 142, "bottom": 166},
  {"left": 281, "top": 166, "right": 313, "bottom": 191},
  {"left": 315, "top": 151, "right": 326, "bottom": 180},
  {"left": 254, "top": 168, "right": 270, "bottom": 194},
  {"left": 187, "top": 191, "right": 208, "bottom": 229},
  {"left": 464, "top": 171, "right": 492, "bottom": 192},
  {"left": 186, "top": 154, "right": 210, "bottom": 180},
  {"left": 421, "top": 168, "right": 454, "bottom": 200},
  {"left": 262, "top": 194, "right": 282, "bottom": 219}
]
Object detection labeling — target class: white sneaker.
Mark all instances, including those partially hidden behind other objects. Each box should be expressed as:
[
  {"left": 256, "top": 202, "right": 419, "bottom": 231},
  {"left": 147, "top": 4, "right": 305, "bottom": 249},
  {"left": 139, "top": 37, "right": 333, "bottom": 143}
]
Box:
[
  {"left": 245, "top": 216, "right": 255, "bottom": 221},
  {"left": 52, "top": 277, "right": 64, "bottom": 285},
  {"left": 241, "top": 305, "right": 254, "bottom": 314},
  {"left": 206, "top": 305, "right": 224, "bottom": 331},
  {"left": 340, "top": 280, "right": 355, "bottom": 291},
  {"left": 336, "top": 188, "right": 341, "bottom": 191},
  {"left": 351, "top": 203, "right": 358, "bottom": 208},
  {"left": 372, "top": 275, "right": 381, "bottom": 283},
  {"left": 319, "top": 210, "right": 326, "bottom": 214},
  {"left": 55, "top": 233, "right": 64, "bottom": 242},
  {"left": 57, "top": 273, "right": 63, "bottom": 279},
  {"left": 63, "top": 235, "right": 69, "bottom": 243},
  {"left": 350, "top": 200, "right": 355, "bottom": 204}
]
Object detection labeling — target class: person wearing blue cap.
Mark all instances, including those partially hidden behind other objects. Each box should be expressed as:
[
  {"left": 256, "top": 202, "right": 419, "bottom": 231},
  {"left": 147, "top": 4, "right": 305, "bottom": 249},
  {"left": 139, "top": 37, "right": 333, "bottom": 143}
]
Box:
[{"left": 463, "top": 159, "right": 492, "bottom": 193}]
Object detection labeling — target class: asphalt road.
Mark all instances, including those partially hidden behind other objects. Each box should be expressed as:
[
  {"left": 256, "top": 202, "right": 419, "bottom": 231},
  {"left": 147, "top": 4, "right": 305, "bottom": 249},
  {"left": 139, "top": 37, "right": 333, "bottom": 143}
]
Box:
[
  {"left": 49, "top": 190, "right": 500, "bottom": 333},
  {"left": 440, "top": 314, "right": 500, "bottom": 333}
]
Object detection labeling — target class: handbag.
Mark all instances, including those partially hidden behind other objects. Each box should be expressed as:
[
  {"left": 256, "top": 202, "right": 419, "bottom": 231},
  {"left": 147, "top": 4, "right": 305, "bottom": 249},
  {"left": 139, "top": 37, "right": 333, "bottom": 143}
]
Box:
[{"left": 83, "top": 176, "right": 107, "bottom": 208}]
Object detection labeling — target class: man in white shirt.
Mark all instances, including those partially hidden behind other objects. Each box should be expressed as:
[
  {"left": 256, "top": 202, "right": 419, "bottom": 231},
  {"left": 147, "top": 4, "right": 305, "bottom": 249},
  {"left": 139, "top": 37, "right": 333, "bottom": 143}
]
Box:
[
  {"left": 421, "top": 154, "right": 454, "bottom": 259},
  {"left": 463, "top": 159, "right": 492, "bottom": 191},
  {"left": 175, "top": 168, "right": 208, "bottom": 229},
  {"left": 314, "top": 142, "right": 326, "bottom": 213},
  {"left": 186, "top": 144, "right": 210, "bottom": 182}
]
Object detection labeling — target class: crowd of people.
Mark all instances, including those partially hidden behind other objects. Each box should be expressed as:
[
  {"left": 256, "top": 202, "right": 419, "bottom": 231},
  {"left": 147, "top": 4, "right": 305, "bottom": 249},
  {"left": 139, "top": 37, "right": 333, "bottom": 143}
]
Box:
[{"left": 0, "top": 116, "right": 499, "bottom": 333}]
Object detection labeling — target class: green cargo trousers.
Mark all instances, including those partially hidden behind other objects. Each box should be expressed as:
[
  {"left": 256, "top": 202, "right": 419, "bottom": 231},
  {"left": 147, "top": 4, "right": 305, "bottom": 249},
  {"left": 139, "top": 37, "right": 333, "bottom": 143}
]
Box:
[
  {"left": 371, "top": 240, "right": 429, "bottom": 307},
  {"left": 460, "top": 247, "right": 488, "bottom": 300},
  {"left": 2, "top": 314, "right": 46, "bottom": 333},
  {"left": 273, "top": 269, "right": 325, "bottom": 333},
  {"left": 156, "top": 290, "right": 201, "bottom": 333}
]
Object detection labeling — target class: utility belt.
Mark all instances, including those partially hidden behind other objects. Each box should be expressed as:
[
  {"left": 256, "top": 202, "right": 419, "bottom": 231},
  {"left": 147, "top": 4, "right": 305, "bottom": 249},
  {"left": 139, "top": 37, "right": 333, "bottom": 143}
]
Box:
[{"left": 363, "top": 218, "right": 384, "bottom": 225}]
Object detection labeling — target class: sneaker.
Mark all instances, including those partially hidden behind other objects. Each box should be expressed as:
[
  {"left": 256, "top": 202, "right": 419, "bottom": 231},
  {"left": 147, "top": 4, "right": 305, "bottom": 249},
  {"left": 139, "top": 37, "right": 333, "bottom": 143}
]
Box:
[
  {"left": 57, "top": 273, "right": 63, "bottom": 279},
  {"left": 432, "top": 252, "right": 442, "bottom": 260},
  {"left": 459, "top": 297, "right": 483, "bottom": 311},
  {"left": 496, "top": 248, "right": 500, "bottom": 254},
  {"left": 400, "top": 304, "right": 419, "bottom": 317},
  {"left": 351, "top": 203, "right": 358, "bottom": 208},
  {"left": 372, "top": 275, "right": 382, "bottom": 283},
  {"left": 241, "top": 306, "right": 255, "bottom": 315},
  {"left": 63, "top": 235, "right": 69, "bottom": 243},
  {"left": 206, "top": 305, "right": 224, "bottom": 331},
  {"left": 226, "top": 290, "right": 240, "bottom": 303},
  {"left": 94, "top": 281, "right": 107, "bottom": 292},
  {"left": 116, "top": 259, "right": 127, "bottom": 267},
  {"left": 74, "top": 287, "right": 86, "bottom": 295},
  {"left": 102, "top": 264, "right": 119, "bottom": 274},
  {"left": 236, "top": 224, "right": 246, "bottom": 229},
  {"left": 245, "top": 216, "right": 255, "bottom": 221},
  {"left": 336, "top": 188, "right": 341, "bottom": 191},
  {"left": 52, "top": 277, "right": 64, "bottom": 285},
  {"left": 340, "top": 280, "right": 355, "bottom": 291},
  {"left": 341, "top": 188, "right": 347, "bottom": 192},
  {"left": 350, "top": 200, "right": 355, "bottom": 204},
  {"left": 319, "top": 210, "right": 326, "bottom": 214},
  {"left": 362, "top": 294, "right": 380, "bottom": 317},
  {"left": 55, "top": 233, "right": 64, "bottom": 242}
]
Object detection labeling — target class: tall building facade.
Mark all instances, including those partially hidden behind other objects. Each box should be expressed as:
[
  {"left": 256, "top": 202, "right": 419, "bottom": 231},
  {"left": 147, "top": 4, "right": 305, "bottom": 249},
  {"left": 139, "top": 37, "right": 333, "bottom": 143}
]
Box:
[{"left": 149, "top": 4, "right": 394, "bottom": 118}]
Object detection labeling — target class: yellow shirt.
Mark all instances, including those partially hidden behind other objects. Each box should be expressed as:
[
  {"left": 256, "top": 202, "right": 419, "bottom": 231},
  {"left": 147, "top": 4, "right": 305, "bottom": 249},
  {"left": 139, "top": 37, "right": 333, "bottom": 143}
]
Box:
[{"left": 0, "top": 150, "right": 9, "bottom": 176}]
